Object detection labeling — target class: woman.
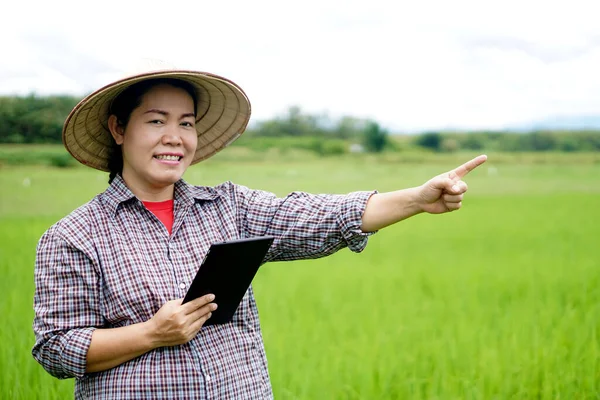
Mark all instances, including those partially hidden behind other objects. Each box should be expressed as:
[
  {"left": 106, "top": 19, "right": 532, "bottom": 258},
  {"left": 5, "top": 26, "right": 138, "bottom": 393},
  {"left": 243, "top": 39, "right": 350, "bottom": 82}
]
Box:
[{"left": 32, "top": 67, "right": 486, "bottom": 399}]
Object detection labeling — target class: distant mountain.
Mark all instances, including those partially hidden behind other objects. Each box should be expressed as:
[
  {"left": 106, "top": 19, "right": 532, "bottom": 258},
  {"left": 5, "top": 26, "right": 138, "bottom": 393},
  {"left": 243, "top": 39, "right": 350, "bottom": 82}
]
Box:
[
  {"left": 392, "top": 115, "right": 600, "bottom": 134},
  {"left": 506, "top": 115, "right": 600, "bottom": 132}
]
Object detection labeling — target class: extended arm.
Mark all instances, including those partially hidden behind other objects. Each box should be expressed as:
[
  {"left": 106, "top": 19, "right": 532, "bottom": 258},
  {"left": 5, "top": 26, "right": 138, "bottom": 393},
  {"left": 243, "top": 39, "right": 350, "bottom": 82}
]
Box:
[
  {"left": 233, "top": 183, "right": 375, "bottom": 261},
  {"left": 360, "top": 187, "right": 422, "bottom": 232},
  {"left": 361, "top": 155, "right": 488, "bottom": 232}
]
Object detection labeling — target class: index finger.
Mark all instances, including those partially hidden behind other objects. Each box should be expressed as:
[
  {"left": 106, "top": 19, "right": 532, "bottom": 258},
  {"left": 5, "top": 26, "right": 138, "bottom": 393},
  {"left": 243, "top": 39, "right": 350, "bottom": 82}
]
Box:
[
  {"left": 449, "top": 154, "right": 487, "bottom": 179},
  {"left": 182, "top": 294, "right": 215, "bottom": 314}
]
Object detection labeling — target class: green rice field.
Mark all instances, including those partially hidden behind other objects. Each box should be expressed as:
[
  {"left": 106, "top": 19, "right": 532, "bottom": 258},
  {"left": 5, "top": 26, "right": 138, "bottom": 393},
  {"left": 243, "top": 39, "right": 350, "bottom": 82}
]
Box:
[{"left": 1, "top": 151, "right": 599, "bottom": 399}]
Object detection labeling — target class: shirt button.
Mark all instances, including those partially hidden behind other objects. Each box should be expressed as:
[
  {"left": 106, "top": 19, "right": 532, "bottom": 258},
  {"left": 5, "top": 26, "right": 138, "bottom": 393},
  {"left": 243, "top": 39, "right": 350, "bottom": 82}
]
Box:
[
  {"left": 205, "top": 374, "right": 211, "bottom": 382},
  {"left": 179, "top": 282, "right": 186, "bottom": 289}
]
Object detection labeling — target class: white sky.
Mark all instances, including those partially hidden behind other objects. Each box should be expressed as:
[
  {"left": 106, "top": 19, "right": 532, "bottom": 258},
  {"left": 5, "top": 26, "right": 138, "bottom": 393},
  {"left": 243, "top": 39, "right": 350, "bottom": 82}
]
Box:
[{"left": 1, "top": 0, "right": 599, "bottom": 131}]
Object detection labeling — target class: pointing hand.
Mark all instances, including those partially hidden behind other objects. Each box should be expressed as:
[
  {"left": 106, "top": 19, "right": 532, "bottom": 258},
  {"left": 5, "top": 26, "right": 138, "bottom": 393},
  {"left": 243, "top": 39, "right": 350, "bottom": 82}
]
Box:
[{"left": 417, "top": 155, "right": 487, "bottom": 214}]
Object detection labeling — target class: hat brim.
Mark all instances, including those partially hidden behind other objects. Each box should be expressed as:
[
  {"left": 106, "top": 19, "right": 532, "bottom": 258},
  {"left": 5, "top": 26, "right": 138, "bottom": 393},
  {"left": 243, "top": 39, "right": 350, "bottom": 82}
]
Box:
[{"left": 63, "top": 70, "right": 251, "bottom": 172}]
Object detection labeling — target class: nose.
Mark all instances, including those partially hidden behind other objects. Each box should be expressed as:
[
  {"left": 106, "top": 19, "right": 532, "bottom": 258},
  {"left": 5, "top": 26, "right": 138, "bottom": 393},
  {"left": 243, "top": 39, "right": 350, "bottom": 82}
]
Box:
[{"left": 161, "top": 129, "right": 182, "bottom": 146}]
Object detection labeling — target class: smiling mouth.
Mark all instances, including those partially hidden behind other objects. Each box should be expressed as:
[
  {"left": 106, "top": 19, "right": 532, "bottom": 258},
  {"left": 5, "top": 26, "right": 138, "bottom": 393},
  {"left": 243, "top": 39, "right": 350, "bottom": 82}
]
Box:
[{"left": 154, "top": 155, "right": 182, "bottom": 161}]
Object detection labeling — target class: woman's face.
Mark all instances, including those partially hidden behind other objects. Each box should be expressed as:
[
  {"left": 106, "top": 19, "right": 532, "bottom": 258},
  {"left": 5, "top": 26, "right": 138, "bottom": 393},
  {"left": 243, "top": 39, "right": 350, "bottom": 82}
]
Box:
[{"left": 110, "top": 84, "right": 198, "bottom": 194}]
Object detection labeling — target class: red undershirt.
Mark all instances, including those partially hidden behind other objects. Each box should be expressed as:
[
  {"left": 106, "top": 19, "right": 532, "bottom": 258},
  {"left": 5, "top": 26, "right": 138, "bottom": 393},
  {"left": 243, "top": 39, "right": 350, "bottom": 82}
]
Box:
[{"left": 143, "top": 199, "right": 174, "bottom": 234}]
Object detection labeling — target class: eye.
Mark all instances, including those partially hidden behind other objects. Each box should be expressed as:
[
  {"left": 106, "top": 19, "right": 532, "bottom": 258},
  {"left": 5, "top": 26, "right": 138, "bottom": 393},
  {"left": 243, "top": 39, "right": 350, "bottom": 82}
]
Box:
[
  {"left": 181, "top": 121, "right": 195, "bottom": 128},
  {"left": 149, "top": 119, "right": 164, "bottom": 125}
]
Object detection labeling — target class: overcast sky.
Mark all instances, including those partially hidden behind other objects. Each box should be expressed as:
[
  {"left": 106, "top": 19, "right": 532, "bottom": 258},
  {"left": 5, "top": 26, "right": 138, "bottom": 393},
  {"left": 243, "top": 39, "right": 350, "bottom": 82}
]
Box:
[{"left": 1, "top": 0, "right": 599, "bottom": 131}]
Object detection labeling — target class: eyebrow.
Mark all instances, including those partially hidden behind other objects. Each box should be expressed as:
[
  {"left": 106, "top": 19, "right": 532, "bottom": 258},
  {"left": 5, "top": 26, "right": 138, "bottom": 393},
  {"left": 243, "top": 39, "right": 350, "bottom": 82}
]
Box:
[{"left": 144, "top": 109, "right": 196, "bottom": 119}]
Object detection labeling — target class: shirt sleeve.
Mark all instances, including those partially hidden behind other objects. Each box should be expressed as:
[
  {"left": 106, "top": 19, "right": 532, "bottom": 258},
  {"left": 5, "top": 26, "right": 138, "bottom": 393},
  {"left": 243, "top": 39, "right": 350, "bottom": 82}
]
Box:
[
  {"left": 230, "top": 183, "right": 378, "bottom": 262},
  {"left": 32, "top": 227, "right": 104, "bottom": 379}
]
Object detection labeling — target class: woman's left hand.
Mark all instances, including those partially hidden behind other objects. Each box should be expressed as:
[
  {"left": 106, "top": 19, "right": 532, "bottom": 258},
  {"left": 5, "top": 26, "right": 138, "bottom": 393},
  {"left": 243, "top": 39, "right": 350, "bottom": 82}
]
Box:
[{"left": 361, "top": 155, "right": 487, "bottom": 232}]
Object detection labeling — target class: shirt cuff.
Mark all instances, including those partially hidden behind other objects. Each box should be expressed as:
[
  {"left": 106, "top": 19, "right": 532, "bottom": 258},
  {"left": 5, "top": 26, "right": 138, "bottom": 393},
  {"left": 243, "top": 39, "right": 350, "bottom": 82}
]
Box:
[
  {"left": 58, "top": 327, "right": 96, "bottom": 378},
  {"left": 338, "top": 190, "right": 378, "bottom": 253}
]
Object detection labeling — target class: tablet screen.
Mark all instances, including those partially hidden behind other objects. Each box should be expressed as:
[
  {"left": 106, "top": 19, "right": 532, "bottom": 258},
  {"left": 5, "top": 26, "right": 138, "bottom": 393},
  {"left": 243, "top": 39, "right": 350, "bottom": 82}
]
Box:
[{"left": 182, "top": 236, "right": 275, "bottom": 325}]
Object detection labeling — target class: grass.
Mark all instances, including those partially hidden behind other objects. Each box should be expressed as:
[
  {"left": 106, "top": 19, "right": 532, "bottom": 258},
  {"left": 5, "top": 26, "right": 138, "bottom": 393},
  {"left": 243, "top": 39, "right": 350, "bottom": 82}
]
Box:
[{"left": 1, "top": 151, "right": 599, "bottom": 399}]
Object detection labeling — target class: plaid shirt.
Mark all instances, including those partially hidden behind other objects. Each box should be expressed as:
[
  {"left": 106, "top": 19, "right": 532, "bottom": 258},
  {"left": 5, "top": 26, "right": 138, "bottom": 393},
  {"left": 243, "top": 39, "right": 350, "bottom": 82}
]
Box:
[{"left": 32, "top": 175, "right": 375, "bottom": 399}]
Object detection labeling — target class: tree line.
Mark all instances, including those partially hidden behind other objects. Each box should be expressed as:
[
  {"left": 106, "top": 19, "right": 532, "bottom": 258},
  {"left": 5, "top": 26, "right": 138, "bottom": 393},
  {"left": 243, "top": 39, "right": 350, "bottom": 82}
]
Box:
[
  {"left": 1, "top": 94, "right": 599, "bottom": 153},
  {"left": 0, "top": 95, "right": 79, "bottom": 144}
]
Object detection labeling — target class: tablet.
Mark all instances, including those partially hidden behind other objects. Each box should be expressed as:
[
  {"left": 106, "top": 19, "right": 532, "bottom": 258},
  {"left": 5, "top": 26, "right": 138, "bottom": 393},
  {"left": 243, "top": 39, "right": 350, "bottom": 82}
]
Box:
[{"left": 182, "top": 236, "right": 275, "bottom": 326}]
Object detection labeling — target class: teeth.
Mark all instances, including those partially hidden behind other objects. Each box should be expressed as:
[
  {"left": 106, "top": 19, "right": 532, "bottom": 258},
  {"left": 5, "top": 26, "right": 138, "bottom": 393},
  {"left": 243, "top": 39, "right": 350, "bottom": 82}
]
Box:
[{"left": 155, "top": 155, "right": 180, "bottom": 161}]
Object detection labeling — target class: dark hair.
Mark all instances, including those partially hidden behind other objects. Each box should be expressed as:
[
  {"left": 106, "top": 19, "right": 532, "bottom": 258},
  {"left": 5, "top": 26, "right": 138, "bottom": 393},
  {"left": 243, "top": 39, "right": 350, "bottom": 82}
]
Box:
[{"left": 107, "top": 78, "right": 199, "bottom": 184}]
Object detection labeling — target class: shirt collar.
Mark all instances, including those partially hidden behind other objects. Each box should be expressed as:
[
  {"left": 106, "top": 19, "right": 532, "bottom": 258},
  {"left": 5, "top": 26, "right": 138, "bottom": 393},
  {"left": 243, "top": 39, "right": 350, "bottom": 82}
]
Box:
[
  {"left": 101, "top": 174, "right": 220, "bottom": 217},
  {"left": 174, "top": 178, "right": 221, "bottom": 206}
]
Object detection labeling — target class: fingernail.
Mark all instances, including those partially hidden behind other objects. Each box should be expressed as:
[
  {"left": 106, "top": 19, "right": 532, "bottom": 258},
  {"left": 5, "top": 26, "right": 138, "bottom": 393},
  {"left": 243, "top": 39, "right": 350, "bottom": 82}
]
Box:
[
  {"left": 212, "top": 303, "right": 218, "bottom": 310},
  {"left": 208, "top": 294, "right": 215, "bottom": 301},
  {"left": 452, "top": 185, "right": 459, "bottom": 192},
  {"left": 207, "top": 312, "right": 212, "bottom": 318}
]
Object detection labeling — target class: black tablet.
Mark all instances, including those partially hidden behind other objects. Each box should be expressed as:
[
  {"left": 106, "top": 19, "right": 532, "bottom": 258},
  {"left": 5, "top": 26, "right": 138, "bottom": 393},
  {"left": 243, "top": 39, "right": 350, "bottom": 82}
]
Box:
[{"left": 182, "top": 236, "right": 275, "bottom": 326}]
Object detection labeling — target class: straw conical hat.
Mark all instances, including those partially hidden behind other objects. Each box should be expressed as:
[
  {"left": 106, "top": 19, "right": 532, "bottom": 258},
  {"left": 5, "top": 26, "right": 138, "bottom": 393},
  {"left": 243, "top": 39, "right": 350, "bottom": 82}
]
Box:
[{"left": 63, "top": 62, "right": 251, "bottom": 171}]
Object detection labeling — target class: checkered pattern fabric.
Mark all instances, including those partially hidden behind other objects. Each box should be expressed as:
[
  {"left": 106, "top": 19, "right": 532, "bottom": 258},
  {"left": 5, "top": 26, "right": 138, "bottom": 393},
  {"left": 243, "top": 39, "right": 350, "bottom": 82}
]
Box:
[{"left": 33, "top": 175, "right": 375, "bottom": 399}]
